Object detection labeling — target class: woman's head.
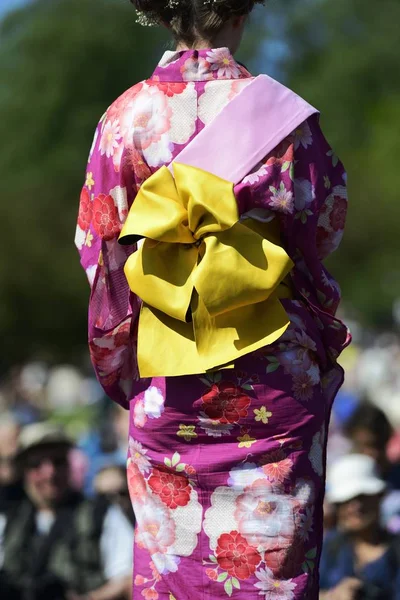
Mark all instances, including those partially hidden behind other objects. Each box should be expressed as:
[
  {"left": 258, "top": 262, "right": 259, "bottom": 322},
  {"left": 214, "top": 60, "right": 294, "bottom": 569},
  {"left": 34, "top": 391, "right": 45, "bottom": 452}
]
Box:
[{"left": 130, "top": 0, "right": 263, "bottom": 50}]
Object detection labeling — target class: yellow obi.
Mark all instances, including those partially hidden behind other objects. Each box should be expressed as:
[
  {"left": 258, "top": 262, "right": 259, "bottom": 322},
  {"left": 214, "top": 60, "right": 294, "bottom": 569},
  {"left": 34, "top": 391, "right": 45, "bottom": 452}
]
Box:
[{"left": 119, "top": 163, "right": 294, "bottom": 378}]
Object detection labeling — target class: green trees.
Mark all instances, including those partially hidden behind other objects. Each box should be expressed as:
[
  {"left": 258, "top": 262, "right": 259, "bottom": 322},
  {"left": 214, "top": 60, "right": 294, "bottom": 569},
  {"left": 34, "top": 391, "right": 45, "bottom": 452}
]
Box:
[{"left": 0, "top": 0, "right": 167, "bottom": 368}]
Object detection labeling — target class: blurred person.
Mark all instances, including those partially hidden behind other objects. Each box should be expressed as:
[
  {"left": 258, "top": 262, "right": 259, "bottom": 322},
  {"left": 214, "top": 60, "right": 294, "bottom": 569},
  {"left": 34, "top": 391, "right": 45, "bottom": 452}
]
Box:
[
  {"left": 94, "top": 465, "right": 135, "bottom": 526},
  {"left": 0, "top": 423, "right": 133, "bottom": 600},
  {"left": 320, "top": 454, "right": 400, "bottom": 599},
  {"left": 345, "top": 402, "right": 400, "bottom": 533},
  {"left": 0, "top": 413, "right": 24, "bottom": 570},
  {"left": 76, "top": 0, "right": 350, "bottom": 597},
  {"left": 79, "top": 402, "right": 129, "bottom": 496}
]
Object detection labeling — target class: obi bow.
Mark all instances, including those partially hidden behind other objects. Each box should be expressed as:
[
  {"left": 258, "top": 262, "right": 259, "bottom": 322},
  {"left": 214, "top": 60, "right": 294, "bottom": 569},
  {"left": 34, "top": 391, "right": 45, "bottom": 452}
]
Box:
[{"left": 119, "top": 163, "right": 294, "bottom": 377}]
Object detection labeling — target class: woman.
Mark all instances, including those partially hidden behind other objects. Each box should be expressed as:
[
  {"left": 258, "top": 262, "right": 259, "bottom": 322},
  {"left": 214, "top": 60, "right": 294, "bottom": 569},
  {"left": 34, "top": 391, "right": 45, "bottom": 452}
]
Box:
[{"left": 75, "top": 0, "right": 350, "bottom": 597}]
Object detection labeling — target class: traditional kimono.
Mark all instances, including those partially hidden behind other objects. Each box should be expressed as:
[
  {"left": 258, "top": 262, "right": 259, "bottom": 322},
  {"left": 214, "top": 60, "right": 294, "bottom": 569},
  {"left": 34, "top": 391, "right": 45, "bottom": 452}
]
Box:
[{"left": 76, "top": 48, "right": 350, "bottom": 600}]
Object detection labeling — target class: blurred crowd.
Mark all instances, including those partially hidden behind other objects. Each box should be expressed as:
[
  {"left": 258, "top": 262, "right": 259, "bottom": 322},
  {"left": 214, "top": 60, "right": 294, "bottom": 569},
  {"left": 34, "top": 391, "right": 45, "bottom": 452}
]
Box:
[{"left": 1, "top": 328, "right": 400, "bottom": 599}]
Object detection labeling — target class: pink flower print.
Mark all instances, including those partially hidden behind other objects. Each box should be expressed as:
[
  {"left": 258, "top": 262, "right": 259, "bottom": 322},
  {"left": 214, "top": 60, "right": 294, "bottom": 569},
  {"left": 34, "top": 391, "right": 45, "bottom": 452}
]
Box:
[
  {"left": 269, "top": 183, "right": 294, "bottom": 214},
  {"left": 129, "top": 438, "right": 151, "bottom": 473},
  {"left": 107, "top": 81, "right": 144, "bottom": 124},
  {"left": 261, "top": 450, "right": 293, "bottom": 483},
  {"left": 142, "top": 589, "right": 158, "bottom": 600},
  {"left": 133, "top": 398, "right": 147, "bottom": 428},
  {"left": 99, "top": 119, "right": 121, "bottom": 158},
  {"left": 180, "top": 56, "right": 213, "bottom": 81},
  {"left": 292, "top": 372, "right": 314, "bottom": 401},
  {"left": 135, "top": 498, "right": 175, "bottom": 555},
  {"left": 206, "top": 48, "right": 240, "bottom": 79},
  {"left": 118, "top": 87, "right": 172, "bottom": 149},
  {"left": 255, "top": 567, "right": 296, "bottom": 599},
  {"left": 127, "top": 460, "right": 146, "bottom": 504},
  {"left": 235, "top": 479, "right": 295, "bottom": 549}
]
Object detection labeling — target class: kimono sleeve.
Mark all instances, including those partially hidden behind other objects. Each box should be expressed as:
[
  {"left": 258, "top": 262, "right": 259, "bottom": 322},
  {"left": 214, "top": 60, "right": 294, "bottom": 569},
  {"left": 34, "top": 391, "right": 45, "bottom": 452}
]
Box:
[
  {"left": 75, "top": 115, "right": 140, "bottom": 408},
  {"left": 294, "top": 114, "right": 348, "bottom": 260}
]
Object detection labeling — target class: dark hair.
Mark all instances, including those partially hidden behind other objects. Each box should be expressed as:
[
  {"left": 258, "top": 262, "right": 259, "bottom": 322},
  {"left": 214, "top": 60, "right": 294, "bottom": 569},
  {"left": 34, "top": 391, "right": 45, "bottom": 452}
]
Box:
[
  {"left": 344, "top": 402, "right": 393, "bottom": 447},
  {"left": 130, "top": 0, "right": 263, "bottom": 46}
]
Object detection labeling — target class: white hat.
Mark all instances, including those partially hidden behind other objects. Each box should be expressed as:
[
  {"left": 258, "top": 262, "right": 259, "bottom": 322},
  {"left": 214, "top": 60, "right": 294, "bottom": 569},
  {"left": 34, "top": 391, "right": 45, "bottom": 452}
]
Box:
[
  {"left": 16, "top": 423, "right": 73, "bottom": 461},
  {"left": 326, "top": 453, "right": 387, "bottom": 504}
]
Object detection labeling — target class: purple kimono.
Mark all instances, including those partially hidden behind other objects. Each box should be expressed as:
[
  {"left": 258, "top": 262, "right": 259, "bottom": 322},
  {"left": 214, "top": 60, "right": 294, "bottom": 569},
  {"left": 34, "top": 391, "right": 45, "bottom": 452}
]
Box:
[{"left": 76, "top": 48, "right": 350, "bottom": 600}]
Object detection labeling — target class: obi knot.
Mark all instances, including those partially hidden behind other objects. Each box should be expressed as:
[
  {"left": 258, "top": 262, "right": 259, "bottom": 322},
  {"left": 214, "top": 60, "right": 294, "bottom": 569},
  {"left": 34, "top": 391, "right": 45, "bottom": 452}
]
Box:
[{"left": 119, "top": 163, "right": 294, "bottom": 377}]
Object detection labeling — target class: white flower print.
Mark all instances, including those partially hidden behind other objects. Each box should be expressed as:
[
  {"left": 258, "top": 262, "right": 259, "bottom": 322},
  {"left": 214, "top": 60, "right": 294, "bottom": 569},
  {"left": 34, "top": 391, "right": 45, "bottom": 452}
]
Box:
[
  {"left": 294, "top": 120, "right": 312, "bottom": 150},
  {"left": 74, "top": 225, "right": 86, "bottom": 251},
  {"left": 294, "top": 330, "right": 317, "bottom": 352},
  {"left": 169, "top": 490, "right": 203, "bottom": 557},
  {"left": 152, "top": 552, "right": 180, "bottom": 575},
  {"left": 294, "top": 178, "right": 315, "bottom": 211},
  {"left": 243, "top": 165, "right": 268, "bottom": 185},
  {"left": 198, "top": 414, "right": 234, "bottom": 437},
  {"left": 88, "top": 127, "right": 99, "bottom": 162},
  {"left": 309, "top": 425, "right": 326, "bottom": 477},
  {"left": 109, "top": 185, "right": 128, "bottom": 225},
  {"left": 198, "top": 80, "right": 235, "bottom": 126},
  {"left": 99, "top": 119, "right": 121, "bottom": 158},
  {"left": 255, "top": 567, "right": 297, "bottom": 599},
  {"left": 167, "top": 83, "right": 197, "bottom": 144},
  {"left": 85, "top": 264, "right": 97, "bottom": 287},
  {"left": 228, "top": 462, "right": 264, "bottom": 490},
  {"left": 294, "top": 478, "right": 315, "bottom": 506},
  {"left": 129, "top": 438, "right": 151, "bottom": 473},
  {"left": 206, "top": 48, "right": 240, "bottom": 78},
  {"left": 299, "top": 506, "right": 314, "bottom": 541},
  {"left": 144, "top": 386, "right": 165, "bottom": 419},
  {"left": 269, "top": 182, "right": 294, "bottom": 214},
  {"left": 203, "top": 486, "right": 241, "bottom": 550}
]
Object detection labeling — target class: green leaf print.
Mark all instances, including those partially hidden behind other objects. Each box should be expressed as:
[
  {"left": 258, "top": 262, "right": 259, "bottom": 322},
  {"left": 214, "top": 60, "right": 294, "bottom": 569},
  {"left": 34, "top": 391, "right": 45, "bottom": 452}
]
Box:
[
  {"left": 241, "top": 383, "right": 254, "bottom": 391},
  {"left": 281, "top": 161, "right": 291, "bottom": 173},
  {"left": 209, "top": 554, "right": 218, "bottom": 564},
  {"left": 217, "top": 572, "right": 228, "bottom": 582},
  {"left": 266, "top": 362, "right": 280, "bottom": 374},
  {"left": 175, "top": 463, "right": 186, "bottom": 472},
  {"left": 164, "top": 457, "right": 172, "bottom": 467},
  {"left": 306, "top": 547, "right": 317, "bottom": 559},
  {"left": 171, "top": 452, "right": 180, "bottom": 467},
  {"left": 224, "top": 578, "right": 233, "bottom": 596},
  {"left": 231, "top": 577, "right": 240, "bottom": 589}
]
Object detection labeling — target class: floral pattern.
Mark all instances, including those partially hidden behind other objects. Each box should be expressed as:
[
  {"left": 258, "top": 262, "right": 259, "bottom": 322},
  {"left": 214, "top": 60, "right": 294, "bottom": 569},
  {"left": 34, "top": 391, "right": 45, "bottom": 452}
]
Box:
[{"left": 76, "top": 47, "right": 350, "bottom": 599}]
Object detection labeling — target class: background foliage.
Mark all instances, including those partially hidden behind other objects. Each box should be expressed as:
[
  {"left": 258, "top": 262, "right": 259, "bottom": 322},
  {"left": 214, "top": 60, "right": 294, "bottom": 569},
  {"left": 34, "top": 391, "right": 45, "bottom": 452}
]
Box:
[{"left": 0, "top": 0, "right": 398, "bottom": 371}]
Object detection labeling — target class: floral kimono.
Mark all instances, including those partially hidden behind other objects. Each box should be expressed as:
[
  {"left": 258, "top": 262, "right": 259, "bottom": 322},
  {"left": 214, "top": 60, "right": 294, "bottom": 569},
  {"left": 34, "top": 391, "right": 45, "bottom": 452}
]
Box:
[{"left": 76, "top": 48, "right": 350, "bottom": 600}]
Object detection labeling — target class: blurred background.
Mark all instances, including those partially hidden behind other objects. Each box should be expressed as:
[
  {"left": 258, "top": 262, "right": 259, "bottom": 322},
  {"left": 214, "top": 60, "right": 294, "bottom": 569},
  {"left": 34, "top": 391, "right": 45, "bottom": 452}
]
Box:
[{"left": 0, "top": 0, "right": 400, "bottom": 598}]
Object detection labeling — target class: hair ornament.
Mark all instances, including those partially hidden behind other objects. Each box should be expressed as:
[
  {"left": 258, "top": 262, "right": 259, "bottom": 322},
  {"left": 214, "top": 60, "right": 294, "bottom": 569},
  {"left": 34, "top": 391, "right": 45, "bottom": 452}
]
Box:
[{"left": 135, "top": 10, "right": 159, "bottom": 26}]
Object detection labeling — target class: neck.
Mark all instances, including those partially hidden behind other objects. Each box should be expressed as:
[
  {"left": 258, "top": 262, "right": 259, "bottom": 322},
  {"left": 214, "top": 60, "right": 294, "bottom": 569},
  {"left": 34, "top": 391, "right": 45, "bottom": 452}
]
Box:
[{"left": 176, "top": 31, "right": 236, "bottom": 54}]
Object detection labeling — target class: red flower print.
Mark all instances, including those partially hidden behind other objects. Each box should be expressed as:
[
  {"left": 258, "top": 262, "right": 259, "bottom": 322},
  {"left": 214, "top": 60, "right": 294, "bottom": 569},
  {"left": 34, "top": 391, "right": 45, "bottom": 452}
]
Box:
[
  {"left": 150, "top": 81, "right": 186, "bottom": 97},
  {"left": 329, "top": 196, "right": 347, "bottom": 232},
  {"left": 127, "top": 148, "right": 151, "bottom": 181},
  {"left": 216, "top": 531, "right": 261, "bottom": 580},
  {"left": 265, "top": 140, "right": 294, "bottom": 168},
  {"left": 148, "top": 466, "right": 191, "bottom": 509},
  {"left": 202, "top": 382, "right": 251, "bottom": 424},
  {"left": 78, "top": 187, "right": 92, "bottom": 231},
  {"left": 261, "top": 449, "right": 293, "bottom": 483},
  {"left": 114, "top": 321, "right": 131, "bottom": 347},
  {"left": 205, "top": 568, "right": 218, "bottom": 580},
  {"left": 266, "top": 536, "right": 304, "bottom": 579},
  {"left": 92, "top": 193, "right": 121, "bottom": 240},
  {"left": 316, "top": 226, "right": 330, "bottom": 246},
  {"left": 142, "top": 589, "right": 158, "bottom": 600}
]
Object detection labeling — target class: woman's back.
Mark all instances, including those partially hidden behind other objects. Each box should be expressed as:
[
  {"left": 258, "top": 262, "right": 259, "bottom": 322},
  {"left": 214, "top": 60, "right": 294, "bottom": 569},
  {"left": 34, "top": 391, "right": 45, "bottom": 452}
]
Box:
[{"left": 76, "top": 30, "right": 349, "bottom": 600}]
